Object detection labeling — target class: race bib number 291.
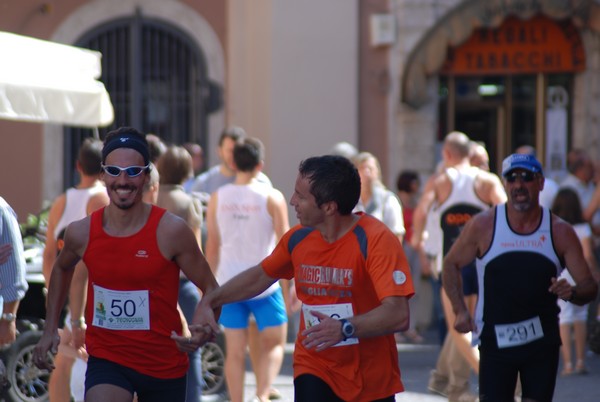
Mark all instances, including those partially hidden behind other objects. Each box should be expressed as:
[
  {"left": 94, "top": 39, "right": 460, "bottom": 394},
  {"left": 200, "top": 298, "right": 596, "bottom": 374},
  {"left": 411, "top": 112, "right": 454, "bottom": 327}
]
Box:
[
  {"left": 92, "top": 284, "right": 150, "bottom": 330},
  {"left": 494, "top": 316, "right": 544, "bottom": 348}
]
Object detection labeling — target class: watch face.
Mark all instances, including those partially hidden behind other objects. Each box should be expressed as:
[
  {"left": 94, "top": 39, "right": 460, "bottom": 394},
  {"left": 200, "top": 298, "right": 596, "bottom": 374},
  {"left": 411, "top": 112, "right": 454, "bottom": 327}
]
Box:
[{"left": 343, "top": 321, "right": 355, "bottom": 337}]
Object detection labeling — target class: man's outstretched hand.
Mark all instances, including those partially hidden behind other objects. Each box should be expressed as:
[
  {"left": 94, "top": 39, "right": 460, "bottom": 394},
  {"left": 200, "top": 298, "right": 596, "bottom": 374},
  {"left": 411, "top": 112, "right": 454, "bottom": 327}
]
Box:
[{"left": 32, "top": 330, "right": 60, "bottom": 371}]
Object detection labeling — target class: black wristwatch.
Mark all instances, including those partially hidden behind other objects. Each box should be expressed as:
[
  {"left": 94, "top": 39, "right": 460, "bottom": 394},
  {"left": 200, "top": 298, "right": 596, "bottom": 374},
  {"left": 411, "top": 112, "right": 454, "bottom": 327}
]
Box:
[{"left": 340, "top": 318, "right": 355, "bottom": 341}]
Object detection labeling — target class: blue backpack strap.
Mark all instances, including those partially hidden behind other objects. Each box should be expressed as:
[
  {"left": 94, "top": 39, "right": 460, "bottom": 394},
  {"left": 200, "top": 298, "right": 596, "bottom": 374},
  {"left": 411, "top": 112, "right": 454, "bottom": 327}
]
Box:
[
  {"left": 288, "top": 227, "right": 315, "bottom": 254},
  {"left": 352, "top": 224, "right": 368, "bottom": 260}
]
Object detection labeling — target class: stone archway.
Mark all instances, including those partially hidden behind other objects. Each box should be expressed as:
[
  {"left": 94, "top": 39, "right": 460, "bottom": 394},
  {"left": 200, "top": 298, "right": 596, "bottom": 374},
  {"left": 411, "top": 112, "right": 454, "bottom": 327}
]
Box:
[
  {"left": 41, "top": 0, "right": 226, "bottom": 201},
  {"left": 400, "top": 0, "right": 600, "bottom": 108}
]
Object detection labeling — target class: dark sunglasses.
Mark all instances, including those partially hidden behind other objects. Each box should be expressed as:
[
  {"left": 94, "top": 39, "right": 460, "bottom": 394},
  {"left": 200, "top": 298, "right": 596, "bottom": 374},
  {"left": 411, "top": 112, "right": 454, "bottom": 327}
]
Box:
[
  {"left": 101, "top": 164, "right": 149, "bottom": 177},
  {"left": 505, "top": 171, "right": 536, "bottom": 183}
]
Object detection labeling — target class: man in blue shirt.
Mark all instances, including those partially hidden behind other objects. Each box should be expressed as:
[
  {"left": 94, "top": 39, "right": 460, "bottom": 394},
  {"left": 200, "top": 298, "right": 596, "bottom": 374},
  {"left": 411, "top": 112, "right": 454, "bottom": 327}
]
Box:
[{"left": 0, "top": 196, "right": 28, "bottom": 346}]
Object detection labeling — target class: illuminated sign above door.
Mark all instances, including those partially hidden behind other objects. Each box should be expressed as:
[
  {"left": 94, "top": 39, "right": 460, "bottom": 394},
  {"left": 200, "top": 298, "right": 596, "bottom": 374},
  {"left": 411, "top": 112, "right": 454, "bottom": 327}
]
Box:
[{"left": 441, "top": 15, "right": 585, "bottom": 75}]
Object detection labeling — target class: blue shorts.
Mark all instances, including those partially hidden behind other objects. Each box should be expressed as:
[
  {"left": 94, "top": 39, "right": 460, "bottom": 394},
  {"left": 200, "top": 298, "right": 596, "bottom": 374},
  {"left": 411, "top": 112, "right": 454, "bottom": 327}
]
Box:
[
  {"left": 219, "top": 288, "right": 287, "bottom": 330},
  {"left": 85, "top": 356, "right": 187, "bottom": 402}
]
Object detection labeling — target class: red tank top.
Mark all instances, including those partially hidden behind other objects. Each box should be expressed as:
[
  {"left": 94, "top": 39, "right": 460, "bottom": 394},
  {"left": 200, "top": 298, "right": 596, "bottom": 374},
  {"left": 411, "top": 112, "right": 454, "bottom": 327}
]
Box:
[{"left": 83, "top": 206, "right": 188, "bottom": 378}]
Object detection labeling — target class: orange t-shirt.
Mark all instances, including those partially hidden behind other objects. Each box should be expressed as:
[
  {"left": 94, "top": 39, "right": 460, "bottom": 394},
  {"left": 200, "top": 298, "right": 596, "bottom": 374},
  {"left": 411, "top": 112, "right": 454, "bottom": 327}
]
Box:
[
  {"left": 262, "top": 213, "right": 414, "bottom": 401},
  {"left": 83, "top": 206, "right": 188, "bottom": 378}
]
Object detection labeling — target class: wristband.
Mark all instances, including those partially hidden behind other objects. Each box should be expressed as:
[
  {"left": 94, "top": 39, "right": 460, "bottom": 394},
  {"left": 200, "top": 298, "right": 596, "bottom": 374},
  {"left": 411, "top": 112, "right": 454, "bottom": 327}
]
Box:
[
  {"left": 0, "top": 313, "right": 16, "bottom": 322},
  {"left": 71, "top": 317, "right": 86, "bottom": 329}
]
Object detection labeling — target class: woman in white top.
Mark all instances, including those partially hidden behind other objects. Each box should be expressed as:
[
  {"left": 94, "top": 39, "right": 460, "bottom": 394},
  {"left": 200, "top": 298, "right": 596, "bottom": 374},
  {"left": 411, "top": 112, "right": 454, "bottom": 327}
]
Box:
[{"left": 552, "top": 188, "right": 598, "bottom": 375}]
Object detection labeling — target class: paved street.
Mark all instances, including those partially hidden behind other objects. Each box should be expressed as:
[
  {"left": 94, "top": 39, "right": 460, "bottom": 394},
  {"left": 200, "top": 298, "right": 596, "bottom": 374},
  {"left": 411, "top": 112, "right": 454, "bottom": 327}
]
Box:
[{"left": 240, "top": 329, "right": 600, "bottom": 401}]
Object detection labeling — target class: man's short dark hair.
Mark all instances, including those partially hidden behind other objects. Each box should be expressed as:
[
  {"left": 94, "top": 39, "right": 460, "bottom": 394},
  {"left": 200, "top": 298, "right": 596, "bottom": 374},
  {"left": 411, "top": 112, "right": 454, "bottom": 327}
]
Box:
[
  {"left": 146, "top": 133, "right": 167, "bottom": 163},
  {"left": 156, "top": 145, "right": 193, "bottom": 185},
  {"left": 396, "top": 170, "right": 419, "bottom": 193},
  {"left": 298, "top": 155, "right": 360, "bottom": 215},
  {"left": 234, "top": 137, "right": 264, "bottom": 173},
  {"left": 219, "top": 126, "right": 246, "bottom": 146},
  {"left": 78, "top": 138, "right": 103, "bottom": 176}
]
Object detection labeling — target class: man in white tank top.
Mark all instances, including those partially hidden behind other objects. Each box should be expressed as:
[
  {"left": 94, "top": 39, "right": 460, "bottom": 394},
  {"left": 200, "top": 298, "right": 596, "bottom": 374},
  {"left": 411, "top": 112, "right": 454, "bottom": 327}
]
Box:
[
  {"left": 42, "top": 138, "right": 109, "bottom": 402},
  {"left": 411, "top": 132, "right": 507, "bottom": 400},
  {"left": 205, "top": 137, "right": 290, "bottom": 402},
  {"left": 442, "top": 153, "right": 598, "bottom": 401}
]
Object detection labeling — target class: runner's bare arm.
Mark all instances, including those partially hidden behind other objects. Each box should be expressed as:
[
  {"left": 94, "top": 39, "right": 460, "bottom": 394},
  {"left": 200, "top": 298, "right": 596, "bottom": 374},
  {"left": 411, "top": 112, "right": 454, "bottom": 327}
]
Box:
[
  {"left": 158, "top": 213, "right": 220, "bottom": 345},
  {"left": 45, "top": 220, "right": 88, "bottom": 330},
  {"left": 69, "top": 261, "right": 89, "bottom": 349},
  {"left": 159, "top": 214, "right": 219, "bottom": 297},
  {"left": 483, "top": 173, "right": 508, "bottom": 205},
  {"left": 196, "top": 264, "right": 277, "bottom": 333},
  {"left": 69, "top": 193, "right": 107, "bottom": 348},
  {"left": 267, "top": 188, "right": 291, "bottom": 311},
  {"left": 411, "top": 175, "right": 437, "bottom": 248},
  {"left": 301, "top": 295, "right": 409, "bottom": 351},
  {"left": 581, "top": 234, "right": 600, "bottom": 282},
  {"left": 550, "top": 217, "right": 598, "bottom": 305},
  {"left": 34, "top": 218, "right": 88, "bottom": 370},
  {"left": 267, "top": 188, "right": 290, "bottom": 242},
  {"left": 42, "top": 194, "right": 66, "bottom": 285},
  {"left": 204, "top": 192, "right": 220, "bottom": 274},
  {"left": 583, "top": 185, "right": 600, "bottom": 222},
  {"left": 442, "top": 211, "right": 492, "bottom": 332}
]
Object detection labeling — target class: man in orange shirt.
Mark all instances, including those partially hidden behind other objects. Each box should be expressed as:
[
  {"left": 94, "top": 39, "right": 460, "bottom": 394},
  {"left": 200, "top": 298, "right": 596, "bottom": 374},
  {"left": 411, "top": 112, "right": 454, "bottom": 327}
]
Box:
[{"left": 196, "top": 155, "right": 415, "bottom": 402}]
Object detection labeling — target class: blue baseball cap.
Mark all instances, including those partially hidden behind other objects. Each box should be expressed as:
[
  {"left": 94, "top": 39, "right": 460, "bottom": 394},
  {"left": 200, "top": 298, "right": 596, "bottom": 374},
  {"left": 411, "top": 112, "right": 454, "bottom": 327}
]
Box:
[{"left": 501, "top": 153, "right": 543, "bottom": 177}]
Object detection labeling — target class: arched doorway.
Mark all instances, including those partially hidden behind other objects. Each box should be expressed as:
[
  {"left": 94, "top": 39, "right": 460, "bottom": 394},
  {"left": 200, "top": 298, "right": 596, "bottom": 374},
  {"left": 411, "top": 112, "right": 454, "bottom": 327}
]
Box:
[
  {"left": 399, "top": 0, "right": 600, "bottom": 176},
  {"left": 62, "top": 13, "right": 222, "bottom": 187},
  {"left": 438, "top": 15, "right": 584, "bottom": 173}
]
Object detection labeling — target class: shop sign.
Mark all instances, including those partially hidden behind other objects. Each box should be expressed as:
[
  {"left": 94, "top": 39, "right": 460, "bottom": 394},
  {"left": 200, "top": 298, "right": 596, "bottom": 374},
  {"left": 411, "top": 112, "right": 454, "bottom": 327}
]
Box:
[{"left": 441, "top": 15, "right": 585, "bottom": 75}]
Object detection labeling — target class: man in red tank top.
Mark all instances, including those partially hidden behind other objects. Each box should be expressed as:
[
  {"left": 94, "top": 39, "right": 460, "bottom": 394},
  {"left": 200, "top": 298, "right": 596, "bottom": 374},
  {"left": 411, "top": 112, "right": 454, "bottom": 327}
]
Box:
[{"left": 33, "top": 127, "right": 219, "bottom": 402}]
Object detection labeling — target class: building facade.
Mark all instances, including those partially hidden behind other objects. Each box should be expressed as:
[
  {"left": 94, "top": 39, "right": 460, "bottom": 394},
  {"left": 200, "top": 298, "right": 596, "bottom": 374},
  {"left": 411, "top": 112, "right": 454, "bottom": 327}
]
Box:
[
  {"left": 2, "top": 0, "right": 600, "bottom": 221},
  {"left": 393, "top": 0, "right": 600, "bottom": 180}
]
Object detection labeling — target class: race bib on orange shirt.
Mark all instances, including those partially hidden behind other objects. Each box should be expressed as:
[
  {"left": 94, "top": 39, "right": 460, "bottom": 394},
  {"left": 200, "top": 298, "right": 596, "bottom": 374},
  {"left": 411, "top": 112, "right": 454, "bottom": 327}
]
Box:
[{"left": 302, "top": 303, "right": 358, "bottom": 346}]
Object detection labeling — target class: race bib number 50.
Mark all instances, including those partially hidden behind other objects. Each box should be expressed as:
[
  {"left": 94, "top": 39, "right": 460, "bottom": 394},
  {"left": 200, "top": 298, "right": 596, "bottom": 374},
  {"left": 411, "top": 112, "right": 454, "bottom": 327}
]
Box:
[{"left": 92, "top": 284, "right": 150, "bottom": 330}]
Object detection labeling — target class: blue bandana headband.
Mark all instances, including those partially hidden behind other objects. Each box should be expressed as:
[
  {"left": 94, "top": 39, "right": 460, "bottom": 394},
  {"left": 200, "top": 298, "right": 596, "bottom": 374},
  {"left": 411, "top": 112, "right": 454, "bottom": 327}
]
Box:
[{"left": 102, "top": 135, "right": 150, "bottom": 165}]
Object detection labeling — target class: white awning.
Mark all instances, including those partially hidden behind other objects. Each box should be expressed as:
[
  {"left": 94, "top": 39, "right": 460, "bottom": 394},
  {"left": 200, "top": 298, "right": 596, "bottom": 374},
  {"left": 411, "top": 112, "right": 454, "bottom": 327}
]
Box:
[{"left": 0, "top": 31, "right": 114, "bottom": 127}]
